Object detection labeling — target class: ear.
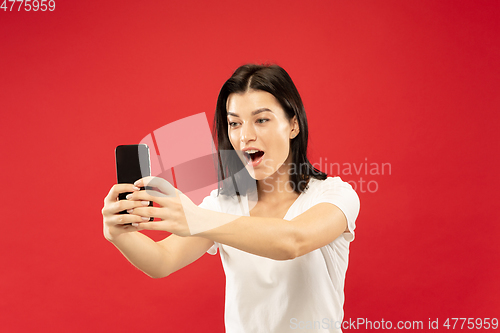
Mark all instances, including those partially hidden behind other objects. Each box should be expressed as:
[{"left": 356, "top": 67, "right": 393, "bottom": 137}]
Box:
[{"left": 290, "top": 116, "right": 300, "bottom": 139}]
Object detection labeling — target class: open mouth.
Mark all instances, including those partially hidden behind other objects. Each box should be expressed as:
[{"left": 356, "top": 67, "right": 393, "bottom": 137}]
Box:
[{"left": 243, "top": 150, "right": 265, "bottom": 164}]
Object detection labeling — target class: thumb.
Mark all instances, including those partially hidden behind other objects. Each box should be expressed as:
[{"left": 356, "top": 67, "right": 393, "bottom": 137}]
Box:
[{"left": 141, "top": 176, "right": 177, "bottom": 197}]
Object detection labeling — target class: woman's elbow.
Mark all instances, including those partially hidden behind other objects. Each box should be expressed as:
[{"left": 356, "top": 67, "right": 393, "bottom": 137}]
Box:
[
  {"left": 148, "top": 273, "right": 168, "bottom": 279},
  {"left": 143, "top": 268, "right": 171, "bottom": 279},
  {"left": 285, "top": 229, "right": 312, "bottom": 260},
  {"left": 273, "top": 234, "right": 301, "bottom": 261}
]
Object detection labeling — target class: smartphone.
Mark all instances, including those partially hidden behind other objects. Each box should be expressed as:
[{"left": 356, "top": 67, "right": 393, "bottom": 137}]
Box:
[{"left": 115, "top": 144, "right": 154, "bottom": 223}]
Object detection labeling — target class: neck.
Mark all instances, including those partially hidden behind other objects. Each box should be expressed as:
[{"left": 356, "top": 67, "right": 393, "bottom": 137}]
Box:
[{"left": 256, "top": 161, "right": 299, "bottom": 204}]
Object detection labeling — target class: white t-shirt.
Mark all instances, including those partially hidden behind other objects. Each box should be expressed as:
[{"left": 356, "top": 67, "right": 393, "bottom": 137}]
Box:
[{"left": 198, "top": 176, "right": 360, "bottom": 333}]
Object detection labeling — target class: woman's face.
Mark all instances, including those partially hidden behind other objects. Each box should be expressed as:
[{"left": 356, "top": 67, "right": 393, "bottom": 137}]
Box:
[{"left": 226, "top": 89, "right": 299, "bottom": 180}]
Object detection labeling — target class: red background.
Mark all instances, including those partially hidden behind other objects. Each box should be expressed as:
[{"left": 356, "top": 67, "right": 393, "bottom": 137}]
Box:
[{"left": 1, "top": 0, "right": 499, "bottom": 332}]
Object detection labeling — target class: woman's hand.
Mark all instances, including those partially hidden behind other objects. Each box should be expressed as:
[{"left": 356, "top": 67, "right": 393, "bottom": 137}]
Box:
[
  {"left": 125, "top": 176, "right": 197, "bottom": 237},
  {"left": 101, "top": 184, "right": 151, "bottom": 241}
]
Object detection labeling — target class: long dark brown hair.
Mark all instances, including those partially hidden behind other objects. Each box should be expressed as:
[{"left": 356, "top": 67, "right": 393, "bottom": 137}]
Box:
[{"left": 212, "top": 64, "right": 326, "bottom": 196}]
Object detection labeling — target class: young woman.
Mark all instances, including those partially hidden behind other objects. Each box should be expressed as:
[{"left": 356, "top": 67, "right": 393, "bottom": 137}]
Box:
[{"left": 102, "top": 64, "right": 360, "bottom": 332}]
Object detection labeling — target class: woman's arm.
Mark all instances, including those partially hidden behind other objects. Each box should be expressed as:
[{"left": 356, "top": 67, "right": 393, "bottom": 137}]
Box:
[
  {"left": 102, "top": 184, "right": 214, "bottom": 278},
  {"left": 195, "top": 202, "right": 347, "bottom": 260},
  {"left": 129, "top": 178, "right": 350, "bottom": 260},
  {"left": 109, "top": 232, "right": 214, "bottom": 278}
]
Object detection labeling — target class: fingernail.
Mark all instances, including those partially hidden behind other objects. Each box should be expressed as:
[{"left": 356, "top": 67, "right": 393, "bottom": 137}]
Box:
[
  {"left": 132, "top": 186, "right": 140, "bottom": 191},
  {"left": 126, "top": 194, "right": 132, "bottom": 200},
  {"left": 142, "top": 217, "right": 149, "bottom": 221},
  {"left": 141, "top": 201, "right": 149, "bottom": 206},
  {"left": 127, "top": 209, "right": 133, "bottom": 214},
  {"left": 134, "top": 180, "right": 141, "bottom": 186},
  {"left": 131, "top": 223, "right": 139, "bottom": 227}
]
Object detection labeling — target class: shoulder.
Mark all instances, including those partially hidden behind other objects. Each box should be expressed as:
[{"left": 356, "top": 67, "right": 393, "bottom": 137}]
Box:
[
  {"left": 307, "top": 176, "right": 360, "bottom": 224},
  {"left": 306, "top": 176, "right": 356, "bottom": 195},
  {"left": 197, "top": 188, "right": 221, "bottom": 210},
  {"left": 198, "top": 188, "right": 243, "bottom": 212}
]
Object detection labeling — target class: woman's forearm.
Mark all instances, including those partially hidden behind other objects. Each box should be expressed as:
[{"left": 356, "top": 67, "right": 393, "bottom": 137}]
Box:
[
  {"left": 196, "top": 210, "right": 297, "bottom": 260},
  {"left": 193, "top": 203, "right": 346, "bottom": 260},
  {"left": 108, "top": 232, "right": 170, "bottom": 278}
]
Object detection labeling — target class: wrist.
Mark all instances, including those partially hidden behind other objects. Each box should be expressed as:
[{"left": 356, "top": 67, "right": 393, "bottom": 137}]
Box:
[
  {"left": 189, "top": 208, "right": 241, "bottom": 237},
  {"left": 103, "top": 224, "right": 130, "bottom": 243}
]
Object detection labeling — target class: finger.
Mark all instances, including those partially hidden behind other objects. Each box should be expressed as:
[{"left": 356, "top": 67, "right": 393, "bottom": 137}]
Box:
[
  {"left": 134, "top": 176, "right": 177, "bottom": 197},
  {"left": 109, "top": 213, "right": 149, "bottom": 226},
  {"left": 104, "top": 184, "right": 140, "bottom": 204},
  {"left": 103, "top": 198, "right": 150, "bottom": 216},
  {"left": 143, "top": 189, "right": 168, "bottom": 198},
  {"left": 128, "top": 206, "right": 166, "bottom": 219},
  {"left": 135, "top": 220, "right": 170, "bottom": 231},
  {"left": 127, "top": 190, "right": 176, "bottom": 206},
  {"left": 126, "top": 189, "right": 169, "bottom": 202}
]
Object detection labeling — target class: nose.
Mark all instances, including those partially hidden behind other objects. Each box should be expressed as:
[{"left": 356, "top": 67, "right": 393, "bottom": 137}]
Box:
[{"left": 240, "top": 122, "right": 257, "bottom": 144}]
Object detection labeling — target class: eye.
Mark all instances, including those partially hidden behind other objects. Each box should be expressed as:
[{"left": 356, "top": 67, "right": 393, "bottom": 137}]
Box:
[
  {"left": 257, "top": 118, "right": 269, "bottom": 124},
  {"left": 228, "top": 121, "right": 239, "bottom": 128}
]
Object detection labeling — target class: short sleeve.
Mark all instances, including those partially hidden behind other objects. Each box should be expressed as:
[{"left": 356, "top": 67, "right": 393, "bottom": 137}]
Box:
[
  {"left": 198, "top": 188, "right": 220, "bottom": 210},
  {"left": 313, "top": 177, "right": 360, "bottom": 242},
  {"left": 197, "top": 188, "right": 221, "bottom": 255}
]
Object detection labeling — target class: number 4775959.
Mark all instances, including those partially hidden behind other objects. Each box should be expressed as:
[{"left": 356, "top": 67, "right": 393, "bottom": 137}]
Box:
[
  {"left": 1, "top": 0, "right": 56, "bottom": 11},
  {"left": 443, "top": 318, "right": 498, "bottom": 330}
]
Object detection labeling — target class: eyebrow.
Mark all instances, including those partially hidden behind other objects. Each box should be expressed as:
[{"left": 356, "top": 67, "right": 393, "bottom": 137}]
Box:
[{"left": 227, "top": 108, "right": 274, "bottom": 117}]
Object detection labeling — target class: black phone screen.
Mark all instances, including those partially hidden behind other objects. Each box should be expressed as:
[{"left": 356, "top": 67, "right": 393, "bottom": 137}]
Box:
[{"left": 115, "top": 144, "right": 153, "bottom": 220}]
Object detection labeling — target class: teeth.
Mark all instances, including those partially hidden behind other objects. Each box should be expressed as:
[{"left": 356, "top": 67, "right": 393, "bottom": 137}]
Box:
[{"left": 245, "top": 149, "right": 260, "bottom": 154}]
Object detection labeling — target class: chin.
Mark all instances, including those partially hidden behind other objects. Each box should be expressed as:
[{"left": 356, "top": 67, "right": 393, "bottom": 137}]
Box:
[{"left": 245, "top": 168, "right": 266, "bottom": 181}]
